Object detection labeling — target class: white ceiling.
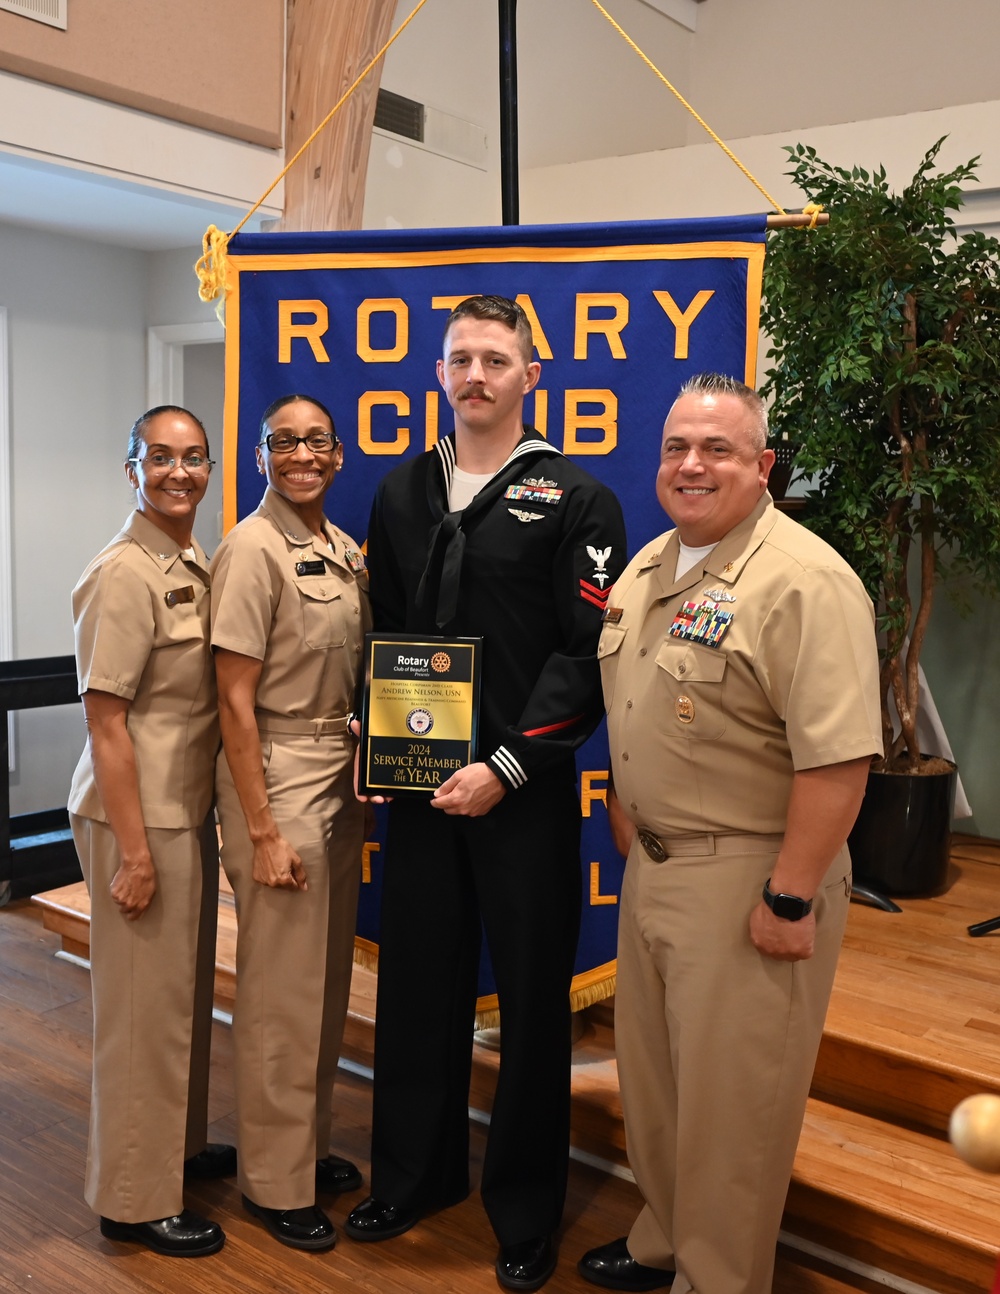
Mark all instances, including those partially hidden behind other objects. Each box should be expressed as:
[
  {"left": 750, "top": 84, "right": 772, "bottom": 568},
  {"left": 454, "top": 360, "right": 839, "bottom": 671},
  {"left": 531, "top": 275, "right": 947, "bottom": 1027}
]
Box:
[{"left": 0, "top": 148, "right": 272, "bottom": 251}]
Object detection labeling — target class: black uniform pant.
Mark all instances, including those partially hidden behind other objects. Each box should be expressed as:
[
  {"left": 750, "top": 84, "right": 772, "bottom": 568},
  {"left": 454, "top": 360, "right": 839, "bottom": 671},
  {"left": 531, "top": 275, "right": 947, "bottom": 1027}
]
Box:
[{"left": 370, "top": 770, "right": 583, "bottom": 1245}]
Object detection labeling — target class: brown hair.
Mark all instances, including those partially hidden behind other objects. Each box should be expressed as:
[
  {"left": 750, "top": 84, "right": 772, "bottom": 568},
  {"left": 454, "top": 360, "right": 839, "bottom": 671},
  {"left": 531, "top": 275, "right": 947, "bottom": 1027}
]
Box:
[{"left": 443, "top": 295, "right": 534, "bottom": 364}]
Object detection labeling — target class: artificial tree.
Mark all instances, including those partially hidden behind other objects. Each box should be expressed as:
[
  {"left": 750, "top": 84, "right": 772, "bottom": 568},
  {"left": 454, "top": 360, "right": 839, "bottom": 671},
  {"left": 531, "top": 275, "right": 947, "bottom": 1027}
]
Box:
[{"left": 761, "top": 139, "right": 1000, "bottom": 774}]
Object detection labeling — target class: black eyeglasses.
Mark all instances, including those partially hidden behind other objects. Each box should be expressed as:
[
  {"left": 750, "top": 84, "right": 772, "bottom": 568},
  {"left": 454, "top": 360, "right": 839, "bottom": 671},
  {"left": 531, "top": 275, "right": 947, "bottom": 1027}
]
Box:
[{"left": 261, "top": 431, "right": 339, "bottom": 455}]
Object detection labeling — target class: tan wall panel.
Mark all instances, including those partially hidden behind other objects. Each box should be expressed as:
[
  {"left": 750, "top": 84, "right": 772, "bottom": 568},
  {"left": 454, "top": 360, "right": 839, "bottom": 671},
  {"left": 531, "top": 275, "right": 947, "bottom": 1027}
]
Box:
[{"left": 0, "top": 0, "right": 284, "bottom": 148}]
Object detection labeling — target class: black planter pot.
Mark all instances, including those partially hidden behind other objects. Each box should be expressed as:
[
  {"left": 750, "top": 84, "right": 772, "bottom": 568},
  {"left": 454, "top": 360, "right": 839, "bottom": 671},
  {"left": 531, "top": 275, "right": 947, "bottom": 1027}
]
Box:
[{"left": 848, "top": 758, "right": 957, "bottom": 897}]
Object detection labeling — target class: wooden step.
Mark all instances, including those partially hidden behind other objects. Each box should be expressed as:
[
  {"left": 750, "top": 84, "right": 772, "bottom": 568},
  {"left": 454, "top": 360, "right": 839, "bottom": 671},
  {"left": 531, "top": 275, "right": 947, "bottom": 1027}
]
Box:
[
  {"left": 816, "top": 840, "right": 1000, "bottom": 1136},
  {"left": 32, "top": 839, "right": 1000, "bottom": 1293},
  {"left": 788, "top": 1099, "right": 1000, "bottom": 1294}
]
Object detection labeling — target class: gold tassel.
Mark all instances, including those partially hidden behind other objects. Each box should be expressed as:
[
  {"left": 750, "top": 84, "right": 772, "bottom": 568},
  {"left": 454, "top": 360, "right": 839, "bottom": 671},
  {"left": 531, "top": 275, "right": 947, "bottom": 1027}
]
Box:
[{"left": 194, "top": 224, "right": 230, "bottom": 312}]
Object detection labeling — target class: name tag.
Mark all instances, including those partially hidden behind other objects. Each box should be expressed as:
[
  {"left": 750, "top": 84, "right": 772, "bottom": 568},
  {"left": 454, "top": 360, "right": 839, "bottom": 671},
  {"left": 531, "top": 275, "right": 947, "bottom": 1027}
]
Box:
[
  {"left": 164, "top": 586, "right": 195, "bottom": 607},
  {"left": 296, "top": 560, "right": 326, "bottom": 576}
]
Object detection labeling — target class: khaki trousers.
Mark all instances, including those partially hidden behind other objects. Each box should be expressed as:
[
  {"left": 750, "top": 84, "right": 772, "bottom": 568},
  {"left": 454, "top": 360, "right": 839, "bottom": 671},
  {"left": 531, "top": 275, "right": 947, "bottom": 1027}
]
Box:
[
  {"left": 71, "top": 813, "right": 219, "bottom": 1223},
  {"left": 615, "top": 834, "right": 850, "bottom": 1294},
  {"left": 216, "top": 728, "right": 363, "bottom": 1209}
]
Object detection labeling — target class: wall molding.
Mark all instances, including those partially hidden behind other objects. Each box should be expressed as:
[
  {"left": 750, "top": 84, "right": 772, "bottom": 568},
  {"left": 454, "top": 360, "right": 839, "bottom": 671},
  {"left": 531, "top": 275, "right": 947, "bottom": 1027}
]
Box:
[{"left": 147, "top": 320, "right": 224, "bottom": 407}]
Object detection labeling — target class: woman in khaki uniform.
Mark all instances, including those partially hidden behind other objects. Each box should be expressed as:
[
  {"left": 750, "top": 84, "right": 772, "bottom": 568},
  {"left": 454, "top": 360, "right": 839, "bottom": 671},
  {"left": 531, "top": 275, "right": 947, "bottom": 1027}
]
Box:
[
  {"left": 69, "top": 406, "right": 229, "bottom": 1258},
  {"left": 211, "top": 394, "right": 371, "bottom": 1252}
]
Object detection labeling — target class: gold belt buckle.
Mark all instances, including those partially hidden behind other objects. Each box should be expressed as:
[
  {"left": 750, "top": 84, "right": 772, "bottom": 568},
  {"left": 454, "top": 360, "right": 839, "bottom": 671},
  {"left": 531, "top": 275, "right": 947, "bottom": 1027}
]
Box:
[{"left": 637, "top": 829, "right": 667, "bottom": 862}]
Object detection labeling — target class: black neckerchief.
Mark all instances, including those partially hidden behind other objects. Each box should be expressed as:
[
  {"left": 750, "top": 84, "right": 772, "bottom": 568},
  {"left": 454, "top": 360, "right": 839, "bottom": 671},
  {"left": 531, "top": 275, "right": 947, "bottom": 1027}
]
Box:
[{"left": 415, "top": 428, "right": 562, "bottom": 629}]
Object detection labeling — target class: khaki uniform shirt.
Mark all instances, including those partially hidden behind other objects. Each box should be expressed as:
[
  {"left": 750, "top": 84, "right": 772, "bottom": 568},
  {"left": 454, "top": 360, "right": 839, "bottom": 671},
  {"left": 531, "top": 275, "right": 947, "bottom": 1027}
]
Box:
[
  {"left": 68, "top": 510, "right": 218, "bottom": 829},
  {"left": 600, "top": 494, "right": 882, "bottom": 836},
  {"left": 210, "top": 486, "right": 371, "bottom": 716}
]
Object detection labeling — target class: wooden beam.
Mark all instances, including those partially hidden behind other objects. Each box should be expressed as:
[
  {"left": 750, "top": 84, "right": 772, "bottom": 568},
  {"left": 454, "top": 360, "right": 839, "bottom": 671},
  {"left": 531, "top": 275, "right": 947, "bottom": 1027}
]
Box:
[{"left": 282, "top": 0, "right": 398, "bottom": 232}]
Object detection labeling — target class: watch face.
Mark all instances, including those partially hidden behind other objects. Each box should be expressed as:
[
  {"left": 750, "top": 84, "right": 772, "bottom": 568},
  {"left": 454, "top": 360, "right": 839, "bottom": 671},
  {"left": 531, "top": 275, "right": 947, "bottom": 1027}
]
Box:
[{"left": 770, "top": 891, "right": 811, "bottom": 921}]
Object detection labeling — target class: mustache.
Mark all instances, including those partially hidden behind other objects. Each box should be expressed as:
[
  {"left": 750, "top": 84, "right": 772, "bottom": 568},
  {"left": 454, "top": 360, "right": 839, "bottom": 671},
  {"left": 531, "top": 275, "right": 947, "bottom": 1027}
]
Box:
[{"left": 458, "top": 387, "right": 496, "bottom": 403}]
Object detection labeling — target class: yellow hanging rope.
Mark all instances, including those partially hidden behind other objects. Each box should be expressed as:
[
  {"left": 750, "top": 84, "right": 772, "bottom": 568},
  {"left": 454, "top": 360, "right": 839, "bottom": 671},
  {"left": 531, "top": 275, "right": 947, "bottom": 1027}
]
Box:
[
  {"left": 197, "top": 0, "right": 824, "bottom": 307},
  {"left": 195, "top": 0, "right": 431, "bottom": 305},
  {"left": 588, "top": 0, "right": 790, "bottom": 217}
]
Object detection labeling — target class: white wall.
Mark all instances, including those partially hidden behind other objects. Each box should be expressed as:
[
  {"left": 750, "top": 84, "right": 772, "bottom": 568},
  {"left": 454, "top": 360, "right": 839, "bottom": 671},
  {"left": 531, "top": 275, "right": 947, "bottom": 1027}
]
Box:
[
  {"left": 1, "top": 220, "right": 147, "bottom": 814},
  {"left": 364, "top": 0, "right": 502, "bottom": 229},
  {"left": 182, "top": 341, "right": 226, "bottom": 554},
  {"left": 521, "top": 100, "right": 1000, "bottom": 232},
  {"left": 686, "top": 0, "right": 1000, "bottom": 146},
  {"left": 2, "top": 232, "right": 227, "bottom": 817}
]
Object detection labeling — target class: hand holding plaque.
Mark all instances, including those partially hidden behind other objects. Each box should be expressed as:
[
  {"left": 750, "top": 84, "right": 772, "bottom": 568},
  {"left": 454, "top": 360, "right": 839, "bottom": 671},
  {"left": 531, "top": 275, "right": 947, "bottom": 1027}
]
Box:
[{"left": 358, "top": 633, "right": 482, "bottom": 796}]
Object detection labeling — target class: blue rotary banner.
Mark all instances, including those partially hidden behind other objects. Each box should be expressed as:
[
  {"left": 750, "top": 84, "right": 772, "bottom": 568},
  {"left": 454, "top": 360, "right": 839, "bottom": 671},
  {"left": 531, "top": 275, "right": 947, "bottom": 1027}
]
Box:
[{"left": 222, "top": 214, "right": 766, "bottom": 1018}]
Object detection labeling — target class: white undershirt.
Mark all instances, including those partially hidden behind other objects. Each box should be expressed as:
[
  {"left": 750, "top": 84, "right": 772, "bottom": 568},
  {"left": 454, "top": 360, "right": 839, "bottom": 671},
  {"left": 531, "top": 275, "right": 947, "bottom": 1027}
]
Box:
[
  {"left": 181, "top": 546, "right": 197, "bottom": 563},
  {"left": 675, "top": 540, "right": 718, "bottom": 581},
  {"left": 449, "top": 466, "right": 494, "bottom": 512}
]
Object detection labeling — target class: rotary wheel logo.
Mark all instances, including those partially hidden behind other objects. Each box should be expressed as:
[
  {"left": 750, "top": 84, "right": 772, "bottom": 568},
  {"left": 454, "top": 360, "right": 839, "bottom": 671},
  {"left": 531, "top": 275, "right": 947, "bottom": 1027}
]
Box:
[
  {"left": 430, "top": 652, "right": 451, "bottom": 673},
  {"left": 406, "top": 708, "right": 434, "bottom": 735}
]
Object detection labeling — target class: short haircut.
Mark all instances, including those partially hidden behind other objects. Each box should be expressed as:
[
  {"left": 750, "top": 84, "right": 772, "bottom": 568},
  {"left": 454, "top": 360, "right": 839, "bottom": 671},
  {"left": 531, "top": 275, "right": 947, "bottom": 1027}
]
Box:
[
  {"left": 126, "top": 405, "right": 208, "bottom": 463},
  {"left": 676, "top": 372, "right": 768, "bottom": 453},
  {"left": 443, "top": 294, "right": 534, "bottom": 364},
  {"left": 259, "top": 393, "right": 338, "bottom": 445}
]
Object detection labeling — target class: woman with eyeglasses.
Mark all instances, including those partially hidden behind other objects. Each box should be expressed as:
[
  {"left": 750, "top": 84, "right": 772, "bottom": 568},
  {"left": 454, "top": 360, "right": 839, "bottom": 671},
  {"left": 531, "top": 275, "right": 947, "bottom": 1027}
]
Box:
[
  {"left": 68, "top": 405, "right": 230, "bottom": 1257},
  {"left": 210, "top": 393, "right": 371, "bottom": 1252}
]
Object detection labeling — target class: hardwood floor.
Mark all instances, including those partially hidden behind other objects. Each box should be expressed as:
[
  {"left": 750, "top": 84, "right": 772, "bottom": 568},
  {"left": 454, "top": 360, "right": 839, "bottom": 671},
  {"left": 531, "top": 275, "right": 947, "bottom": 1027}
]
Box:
[{"left": 0, "top": 899, "right": 880, "bottom": 1294}]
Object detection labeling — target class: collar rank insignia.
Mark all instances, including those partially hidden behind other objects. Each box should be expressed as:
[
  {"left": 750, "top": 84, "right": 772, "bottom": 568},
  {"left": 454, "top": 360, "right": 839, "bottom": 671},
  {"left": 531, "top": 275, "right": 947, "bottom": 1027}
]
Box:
[
  {"left": 504, "top": 480, "right": 564, "bottom": 506},
  {"left": 702, "top": 588, "right": 736, "bottom": 603},
  {"left": 344, "top": 548, "right": 366, "bottom": 574},
  {"left": 508, "top": 508, "right": 546, "bottom": 523},
  {"left": 668, "top": 598, "right": 734, "bottom": 649}
]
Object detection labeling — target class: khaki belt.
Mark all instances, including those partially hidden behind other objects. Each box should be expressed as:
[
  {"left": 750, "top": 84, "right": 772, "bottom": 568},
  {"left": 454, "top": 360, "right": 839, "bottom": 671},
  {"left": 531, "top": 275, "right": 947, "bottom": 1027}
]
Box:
[
  {"left": 636, "top": 829, "right": 785, "bottom": 863},
  {"left": 254, "top": 709, "right": 350, "bottom": 739}
]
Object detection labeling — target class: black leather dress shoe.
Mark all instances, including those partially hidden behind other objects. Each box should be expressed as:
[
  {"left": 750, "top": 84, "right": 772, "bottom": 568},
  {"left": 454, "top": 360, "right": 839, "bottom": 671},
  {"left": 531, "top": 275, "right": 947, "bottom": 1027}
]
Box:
[
  {"left": 496, "top": 1234, "right": 558, "bottom": 1291},
  {"left": 316, "top": 1153, "right": 363, "bottom": 1194},
  {"left": 344, "top": 1195, "right": 419, "bottom": 1241},
  {"left": 100, "top": 1209, "right": 225, "bottom": 1257},
  {"left": 242, "top": 1194, "right": 336, "bottom": 1251},
  {"left": 578, "top": 1237, "right": 675, "bottom": 1290},
  {"left": 183, "top": 1143, "right": 237, "bottom": 1180}
]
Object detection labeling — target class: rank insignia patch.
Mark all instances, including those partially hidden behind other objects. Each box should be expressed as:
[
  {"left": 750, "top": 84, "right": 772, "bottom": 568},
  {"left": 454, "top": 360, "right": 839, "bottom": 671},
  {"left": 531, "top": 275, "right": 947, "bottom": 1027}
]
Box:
[
  {"left": 669, "top": 598, "right": 733, "bottom": 648},
  {"left": 580, "top": 579, "right": 611, "bottom": 611},
  {"left": 586, "top": 545, "right": 613, "bottom": 588}
]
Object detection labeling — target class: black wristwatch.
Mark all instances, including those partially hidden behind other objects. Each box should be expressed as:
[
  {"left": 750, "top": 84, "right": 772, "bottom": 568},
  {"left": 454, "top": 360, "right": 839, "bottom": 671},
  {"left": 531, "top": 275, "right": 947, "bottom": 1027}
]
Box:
[{"left": 762, "top": 879, "right": 813, "bottom": 922}]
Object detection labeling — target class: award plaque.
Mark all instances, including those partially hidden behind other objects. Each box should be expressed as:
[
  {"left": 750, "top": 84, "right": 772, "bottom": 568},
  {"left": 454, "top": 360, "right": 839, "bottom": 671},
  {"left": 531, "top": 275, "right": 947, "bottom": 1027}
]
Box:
[{"left": 359, "top": 633, "right": 482, "bottom": 796}]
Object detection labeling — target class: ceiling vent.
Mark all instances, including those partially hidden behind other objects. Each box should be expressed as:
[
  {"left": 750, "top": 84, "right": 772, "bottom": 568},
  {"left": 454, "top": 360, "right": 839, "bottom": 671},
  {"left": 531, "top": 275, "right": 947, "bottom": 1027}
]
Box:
[
  {"left": 0, "top": 0, "right": 67, "bottom": 29},
  {"left": 375, "top": 89, "right": 425, "bottom": 144},
  {"left": 374, "top": 88, "right": 487, "bottom": 172}
]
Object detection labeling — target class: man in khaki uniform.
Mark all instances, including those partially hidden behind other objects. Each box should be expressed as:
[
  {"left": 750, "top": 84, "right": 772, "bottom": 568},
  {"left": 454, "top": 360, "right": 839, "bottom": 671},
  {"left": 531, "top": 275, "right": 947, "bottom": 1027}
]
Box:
[
  {"left": 211, "top": 395, "right": 371, "bottom": 1251},
  {"left": 579, "top": 373, "right": 882, "bottom": 1294}
]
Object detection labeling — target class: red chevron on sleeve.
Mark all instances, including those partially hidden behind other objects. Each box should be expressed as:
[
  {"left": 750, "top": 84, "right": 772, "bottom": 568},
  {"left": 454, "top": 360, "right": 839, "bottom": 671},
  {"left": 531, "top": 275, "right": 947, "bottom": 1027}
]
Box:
[{"left": 579, "top": 579, "right": 611, "bottom": 609}]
